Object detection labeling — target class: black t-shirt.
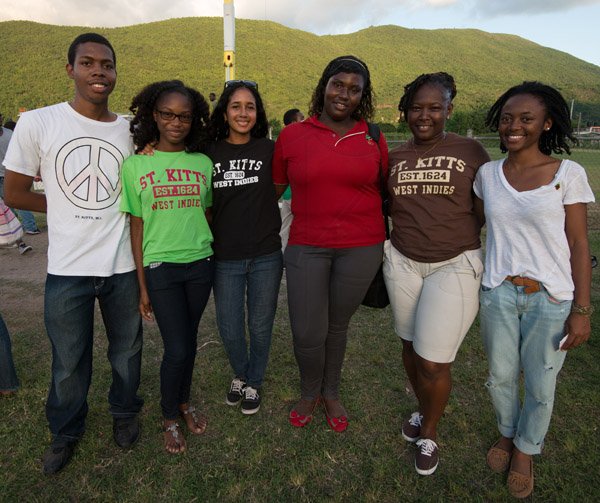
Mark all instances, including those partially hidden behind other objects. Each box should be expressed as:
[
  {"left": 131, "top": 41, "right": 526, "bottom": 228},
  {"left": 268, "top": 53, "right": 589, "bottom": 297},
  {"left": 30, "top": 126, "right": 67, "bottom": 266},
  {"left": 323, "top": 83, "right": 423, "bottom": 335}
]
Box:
[{"left": 205, "top": 137, "right": 282, "bottom": 260}]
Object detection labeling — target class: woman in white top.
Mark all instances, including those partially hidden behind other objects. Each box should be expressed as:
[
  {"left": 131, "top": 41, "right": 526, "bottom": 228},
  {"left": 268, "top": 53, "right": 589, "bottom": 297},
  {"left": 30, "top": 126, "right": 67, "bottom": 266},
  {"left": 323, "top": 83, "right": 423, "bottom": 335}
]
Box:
[{"left": 474, "top": 81, "right": 594, "bottom": 499}]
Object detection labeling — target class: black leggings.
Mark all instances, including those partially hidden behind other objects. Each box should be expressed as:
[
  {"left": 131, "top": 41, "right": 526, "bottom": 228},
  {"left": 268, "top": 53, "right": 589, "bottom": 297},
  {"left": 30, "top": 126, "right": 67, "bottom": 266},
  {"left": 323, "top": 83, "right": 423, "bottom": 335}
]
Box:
[{"left": 284, "top": 243, "right": 382, "bottom": 400}]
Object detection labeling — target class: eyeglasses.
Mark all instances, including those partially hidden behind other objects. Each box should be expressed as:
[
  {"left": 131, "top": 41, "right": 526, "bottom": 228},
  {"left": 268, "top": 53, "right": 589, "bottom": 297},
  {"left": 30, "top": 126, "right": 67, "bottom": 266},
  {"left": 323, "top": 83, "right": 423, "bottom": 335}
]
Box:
[
  {"left": 224, "top": 80, "right": 258, "bottom": 90},
  {"left": 154, "top": 110, "right": 194, "bottom": 124}
]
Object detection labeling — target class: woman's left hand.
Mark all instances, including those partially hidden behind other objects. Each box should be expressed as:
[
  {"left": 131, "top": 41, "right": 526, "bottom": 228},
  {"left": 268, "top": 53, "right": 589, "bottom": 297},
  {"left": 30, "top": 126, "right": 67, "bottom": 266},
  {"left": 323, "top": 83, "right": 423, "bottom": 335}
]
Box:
[{"left": 561, "top": 312, "right": 591, "bottom": 350}]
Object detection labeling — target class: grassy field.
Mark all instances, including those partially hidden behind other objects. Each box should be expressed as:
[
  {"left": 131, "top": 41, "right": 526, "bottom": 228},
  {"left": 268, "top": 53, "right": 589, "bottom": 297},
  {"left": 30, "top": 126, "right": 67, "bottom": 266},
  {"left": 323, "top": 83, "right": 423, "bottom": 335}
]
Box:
[{"left": 1, "top": 150, "right": 599, "bottom": 502}]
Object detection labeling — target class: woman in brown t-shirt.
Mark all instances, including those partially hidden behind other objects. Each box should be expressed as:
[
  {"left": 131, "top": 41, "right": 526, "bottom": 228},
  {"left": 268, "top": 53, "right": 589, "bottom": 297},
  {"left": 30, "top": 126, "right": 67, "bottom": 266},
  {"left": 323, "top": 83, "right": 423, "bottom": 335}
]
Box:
[{"left": 382, "top": 72, "right": 490, "bottom": 475}]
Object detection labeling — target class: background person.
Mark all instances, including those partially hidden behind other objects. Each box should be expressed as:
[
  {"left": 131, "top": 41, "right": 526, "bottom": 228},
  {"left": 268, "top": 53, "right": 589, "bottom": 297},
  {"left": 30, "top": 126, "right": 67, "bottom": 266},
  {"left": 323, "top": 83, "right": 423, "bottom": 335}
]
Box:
[
  {"left": 0, "top": 196, "right": 32, "bottom": 255},
  {"left": 0, "top": 115, "right": 40, "bottom": 237},
  {"left": 474, "top": 81, "right": 594, "bottom": 499},
  {"left": 279, "top": 108, "right": 304, "bottom": 252},
  {"left": 0, "top": 311, "right": 19, "bottom": 397},
  {"left": 273, "top": 55, "right": 388, "bottom": 432},
  {"left": 3, "top": 33, "right": 143, "bottom": 474},
  {"left": 3, "top": 119, "right": 16, "bottom": 131},
  {"left": 205, "top": 80, "right": 282, "bottom": 416},
  {"left": 121, "top": 80, "right": 214, "bottom": 454},
  {"left": 208, "top": 92, "right": 217, "bottom": 112},
  {"left": 383, "top": 72, "right": 490, "bottom": 475}
]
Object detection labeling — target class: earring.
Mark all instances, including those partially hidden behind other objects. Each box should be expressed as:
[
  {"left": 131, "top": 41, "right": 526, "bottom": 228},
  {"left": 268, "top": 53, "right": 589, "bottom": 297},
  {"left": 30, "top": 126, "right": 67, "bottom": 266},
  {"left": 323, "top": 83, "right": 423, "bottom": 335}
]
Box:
[{"left": 544, "top": 127, "right": 550, "bottom": 131}]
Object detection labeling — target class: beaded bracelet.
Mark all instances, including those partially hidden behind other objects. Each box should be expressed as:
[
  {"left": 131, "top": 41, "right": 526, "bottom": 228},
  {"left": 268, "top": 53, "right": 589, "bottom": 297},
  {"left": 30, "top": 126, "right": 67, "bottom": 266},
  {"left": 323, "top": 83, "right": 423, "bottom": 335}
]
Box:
[{"left": 571, "top": 303, "right": 594, "bottom": 316}]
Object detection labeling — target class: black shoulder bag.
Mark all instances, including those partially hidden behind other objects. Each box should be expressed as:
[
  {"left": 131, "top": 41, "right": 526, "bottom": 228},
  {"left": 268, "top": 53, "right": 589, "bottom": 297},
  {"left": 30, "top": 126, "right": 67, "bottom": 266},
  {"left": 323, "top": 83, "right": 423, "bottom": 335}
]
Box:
[{"left": 361, "top": 123, "right": 390, "bottom": 308}]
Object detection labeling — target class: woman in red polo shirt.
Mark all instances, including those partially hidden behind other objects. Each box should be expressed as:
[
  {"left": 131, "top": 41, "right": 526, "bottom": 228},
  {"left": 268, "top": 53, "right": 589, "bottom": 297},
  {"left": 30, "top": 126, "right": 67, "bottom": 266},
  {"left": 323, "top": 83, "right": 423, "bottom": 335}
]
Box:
[{"left": 273, "top": 55, "right": 388, "bottom": 432}]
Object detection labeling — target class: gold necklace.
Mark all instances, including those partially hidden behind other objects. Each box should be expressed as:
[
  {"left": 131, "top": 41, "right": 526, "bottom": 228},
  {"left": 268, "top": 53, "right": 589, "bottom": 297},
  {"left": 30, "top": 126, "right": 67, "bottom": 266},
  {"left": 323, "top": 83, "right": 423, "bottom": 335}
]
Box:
[{"left": 410, "top": 132, "right": 447, "bottom": 162}]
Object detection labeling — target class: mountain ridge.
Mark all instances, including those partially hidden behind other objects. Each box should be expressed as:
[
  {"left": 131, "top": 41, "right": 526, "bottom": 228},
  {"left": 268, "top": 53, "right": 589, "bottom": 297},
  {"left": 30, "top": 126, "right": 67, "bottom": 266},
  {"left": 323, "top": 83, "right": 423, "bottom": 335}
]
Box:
[{"left": 1, "top": 18, "right": 599, "bottom": 127}]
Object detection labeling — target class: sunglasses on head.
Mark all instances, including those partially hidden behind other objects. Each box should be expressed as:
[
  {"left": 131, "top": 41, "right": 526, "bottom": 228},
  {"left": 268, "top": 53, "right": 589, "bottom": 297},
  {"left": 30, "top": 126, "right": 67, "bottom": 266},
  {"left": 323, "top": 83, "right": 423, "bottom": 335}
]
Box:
[{"left": 224, "top": 79, "right": 258, "bottom": 90}]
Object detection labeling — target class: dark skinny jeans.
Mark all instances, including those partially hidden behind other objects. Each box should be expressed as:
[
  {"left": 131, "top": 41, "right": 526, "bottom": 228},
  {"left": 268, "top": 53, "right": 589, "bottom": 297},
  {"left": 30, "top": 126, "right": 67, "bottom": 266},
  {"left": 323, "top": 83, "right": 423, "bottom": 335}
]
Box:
[
  {"left": 145, "top": 258, "right": 214, "bottom": 419},
  {"left": 284, "top": 243, "right": 382, "bottom": 400}
]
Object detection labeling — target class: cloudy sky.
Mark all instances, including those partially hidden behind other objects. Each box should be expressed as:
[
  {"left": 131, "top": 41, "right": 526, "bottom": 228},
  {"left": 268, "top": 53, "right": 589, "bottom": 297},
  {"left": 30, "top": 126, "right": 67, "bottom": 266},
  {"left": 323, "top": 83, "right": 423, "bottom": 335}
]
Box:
[{"left": 2, "top": 0, "right": 600, "bottom": 66}]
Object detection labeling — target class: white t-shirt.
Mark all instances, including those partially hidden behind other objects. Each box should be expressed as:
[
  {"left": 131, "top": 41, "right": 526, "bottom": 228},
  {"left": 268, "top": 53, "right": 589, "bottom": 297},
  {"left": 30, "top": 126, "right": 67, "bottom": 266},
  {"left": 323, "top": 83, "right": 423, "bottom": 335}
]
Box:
[
  {"left": 3, "top": 102, "right": 135, "bottom": 276},
  {"left": 474, "top": 158, "right": 595, "bottom": 300}
]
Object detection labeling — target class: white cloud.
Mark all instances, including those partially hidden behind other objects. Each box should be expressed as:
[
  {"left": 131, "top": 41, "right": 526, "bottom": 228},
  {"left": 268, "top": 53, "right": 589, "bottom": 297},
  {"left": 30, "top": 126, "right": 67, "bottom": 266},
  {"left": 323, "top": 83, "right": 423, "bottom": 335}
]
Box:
[
  {"left": 1, "top": 0, "right": 600, "bottom": 32},
  {"left": 1, "top": 0, "right": 220, "bottom": 27},
  {"left": 467, "top": 0, "right": 600, "bottom": 16}
]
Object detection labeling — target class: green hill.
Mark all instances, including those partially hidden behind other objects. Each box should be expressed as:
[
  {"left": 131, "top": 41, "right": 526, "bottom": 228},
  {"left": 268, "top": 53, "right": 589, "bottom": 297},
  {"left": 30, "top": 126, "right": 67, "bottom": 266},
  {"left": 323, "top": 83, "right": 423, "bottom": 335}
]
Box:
[{"left": 2, "top": 18, "right": 600, "bottom": 128}]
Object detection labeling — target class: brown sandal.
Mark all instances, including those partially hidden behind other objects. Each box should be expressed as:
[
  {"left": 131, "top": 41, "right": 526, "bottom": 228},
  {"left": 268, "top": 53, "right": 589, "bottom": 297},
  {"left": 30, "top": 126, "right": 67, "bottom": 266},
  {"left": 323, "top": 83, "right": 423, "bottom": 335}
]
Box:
[
  {"left": 486, "top": 438, "right": 513, "bottom": 473},
  {"left": 507, "top": 455, "right": 534, "bottom": 499},
  {"left": 163, "top": 422, "right": 186, "bottom": 454},
  {"left": 179, "top": 405, "right": 207, "bottom": 435}
]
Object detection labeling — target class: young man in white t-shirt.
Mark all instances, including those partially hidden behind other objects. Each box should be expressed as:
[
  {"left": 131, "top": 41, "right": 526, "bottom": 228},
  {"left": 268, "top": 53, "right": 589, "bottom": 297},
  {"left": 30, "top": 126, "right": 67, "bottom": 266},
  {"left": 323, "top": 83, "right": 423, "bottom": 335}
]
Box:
[{"left": 3, "top": 33, "right": 143, "bottom": 475}]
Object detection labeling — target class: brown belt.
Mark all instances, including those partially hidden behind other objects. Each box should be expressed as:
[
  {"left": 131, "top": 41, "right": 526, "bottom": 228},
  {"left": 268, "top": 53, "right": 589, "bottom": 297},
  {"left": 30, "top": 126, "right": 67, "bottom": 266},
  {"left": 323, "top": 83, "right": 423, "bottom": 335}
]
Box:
[{"left": 505, "top": 275, "right": 541, "bottom": 294}]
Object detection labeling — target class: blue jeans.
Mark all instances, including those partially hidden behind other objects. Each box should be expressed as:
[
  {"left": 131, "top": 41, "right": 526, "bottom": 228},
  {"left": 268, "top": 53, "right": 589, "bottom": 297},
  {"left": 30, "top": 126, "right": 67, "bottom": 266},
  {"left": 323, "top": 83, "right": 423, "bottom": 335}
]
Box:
[
  {"left": 0, "top": 311, "right": 19, "bottom": 392},
  {"left": 144, "top": 258, "right": 214, "bottom": 419},
  {"left": 479, "top": 280, "right": 570, "bottom": 455},
  {"left": 0, "top": 176, "right": 38, "bottom": 232},
  {"left": 45, "top": 272, "right": 143, "bottom": 441},
  {"left": 213, "top": 250, "right": 283, "bottom": 389}
]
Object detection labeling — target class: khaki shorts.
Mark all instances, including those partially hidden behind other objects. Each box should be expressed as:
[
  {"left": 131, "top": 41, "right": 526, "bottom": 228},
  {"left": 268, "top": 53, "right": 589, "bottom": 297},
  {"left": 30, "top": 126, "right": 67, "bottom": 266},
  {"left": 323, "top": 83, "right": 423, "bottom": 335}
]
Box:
[{"left": 383, "top": 242, "right": 483, "bottom": 363}]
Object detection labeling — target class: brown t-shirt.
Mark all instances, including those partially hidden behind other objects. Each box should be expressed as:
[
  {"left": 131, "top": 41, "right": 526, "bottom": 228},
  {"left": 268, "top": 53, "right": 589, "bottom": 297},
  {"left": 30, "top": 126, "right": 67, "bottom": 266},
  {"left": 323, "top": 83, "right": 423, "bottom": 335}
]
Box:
[{"left": 387, "top": 132, "right": 490, "bottom": 262}]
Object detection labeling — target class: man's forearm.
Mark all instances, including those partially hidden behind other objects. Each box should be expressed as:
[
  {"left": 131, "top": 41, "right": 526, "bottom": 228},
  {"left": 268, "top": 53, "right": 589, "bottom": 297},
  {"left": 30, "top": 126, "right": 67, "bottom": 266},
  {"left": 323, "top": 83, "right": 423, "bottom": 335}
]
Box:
[{"left": 4, "top": 171, "right": 47, "bottom": 213}]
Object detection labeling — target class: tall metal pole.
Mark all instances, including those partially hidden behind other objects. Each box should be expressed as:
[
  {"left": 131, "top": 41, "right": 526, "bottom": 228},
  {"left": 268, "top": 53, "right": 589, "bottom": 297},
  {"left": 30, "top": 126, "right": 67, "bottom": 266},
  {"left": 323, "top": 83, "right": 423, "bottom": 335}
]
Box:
[
  {"left": 570, "top": 99, "right": 574, "bottom": 120},
  {"left": 224, "top": 0, "right": 235, "bottom": 82}
]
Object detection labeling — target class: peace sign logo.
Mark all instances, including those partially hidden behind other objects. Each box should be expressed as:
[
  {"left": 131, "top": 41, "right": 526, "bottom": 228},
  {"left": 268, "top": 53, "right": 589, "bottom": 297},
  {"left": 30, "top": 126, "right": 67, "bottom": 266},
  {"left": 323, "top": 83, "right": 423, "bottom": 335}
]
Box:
[{"left": 55, "top": 137, "right": 124, "bottom": 210}]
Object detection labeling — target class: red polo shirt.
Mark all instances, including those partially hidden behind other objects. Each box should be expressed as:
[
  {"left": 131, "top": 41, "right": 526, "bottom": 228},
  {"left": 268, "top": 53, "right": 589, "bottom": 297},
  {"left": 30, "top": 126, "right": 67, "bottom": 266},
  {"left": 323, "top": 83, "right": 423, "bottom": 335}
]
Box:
[{"left": 273, "top": 116, "right": 388, "bottom": 248}]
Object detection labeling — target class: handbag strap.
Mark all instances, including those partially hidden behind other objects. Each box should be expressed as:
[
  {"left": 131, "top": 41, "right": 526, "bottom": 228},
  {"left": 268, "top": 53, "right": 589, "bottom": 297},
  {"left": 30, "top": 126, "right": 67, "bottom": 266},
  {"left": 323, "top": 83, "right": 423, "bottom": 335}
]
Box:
[{"left": 367, "top": 123, "right": 390, "bottom": 239}]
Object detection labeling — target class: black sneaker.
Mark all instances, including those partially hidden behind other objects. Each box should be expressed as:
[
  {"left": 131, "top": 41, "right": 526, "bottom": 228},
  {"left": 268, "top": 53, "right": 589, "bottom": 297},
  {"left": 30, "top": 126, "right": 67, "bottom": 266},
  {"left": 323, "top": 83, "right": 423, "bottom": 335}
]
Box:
[
  {"left": 241, "top": 386, "right": 261, "bottom": 415},
  {"left": 415, "top": 438, "right": 439, "bottom": 476},
  {"left": 113, "top": 416, "right": 140, "bottom": 448},
  {"left": 226, "top": 377, "right": 246, "bottom": 406},
  {"left": 42, "top": 438, "right": 78, "bottom": 475},
  {"left": 402, "top": 411, "right": 422, "bottom": 443}
]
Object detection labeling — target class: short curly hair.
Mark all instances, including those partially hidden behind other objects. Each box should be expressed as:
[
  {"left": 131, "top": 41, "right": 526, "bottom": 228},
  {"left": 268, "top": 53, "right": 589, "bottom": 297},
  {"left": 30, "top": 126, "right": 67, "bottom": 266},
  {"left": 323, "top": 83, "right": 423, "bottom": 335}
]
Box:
[
  {"left": 485, "top": 81, "right": 576, "bottom": 155},
  {"left": 308, "top": 55, "right": 374, "bottom": 121},
  {"left": 128, "top": 80, "right": 210, "bottom": 153},
  {"left": 207, "top": 82, "right": 269, "bottom": 142}
]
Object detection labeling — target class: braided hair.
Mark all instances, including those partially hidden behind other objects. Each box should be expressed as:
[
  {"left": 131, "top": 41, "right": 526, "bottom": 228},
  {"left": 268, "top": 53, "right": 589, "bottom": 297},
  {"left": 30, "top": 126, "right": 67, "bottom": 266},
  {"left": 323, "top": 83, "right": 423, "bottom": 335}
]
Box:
[
  {"left": 485, "top": 81, "right": 576, "bottom": 155},
  {"left": 398, "top": 72, "right": 457, "bottom": 121},
  {"left": 129, "top": 80, "right": 210, "bottom": 153},
  {"left": 308, "top": 55, "right": 374, "bottom": 121},
  {"left": 208, "top": 82, "right": 269, "bottom": 142}
]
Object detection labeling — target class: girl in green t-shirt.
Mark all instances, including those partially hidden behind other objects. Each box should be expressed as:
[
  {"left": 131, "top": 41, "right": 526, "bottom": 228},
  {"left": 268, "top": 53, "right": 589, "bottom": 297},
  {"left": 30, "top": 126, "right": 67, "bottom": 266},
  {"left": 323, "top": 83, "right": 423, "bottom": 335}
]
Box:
[{"left": 120, "top": 80, "right": 214, "bottom": 455}]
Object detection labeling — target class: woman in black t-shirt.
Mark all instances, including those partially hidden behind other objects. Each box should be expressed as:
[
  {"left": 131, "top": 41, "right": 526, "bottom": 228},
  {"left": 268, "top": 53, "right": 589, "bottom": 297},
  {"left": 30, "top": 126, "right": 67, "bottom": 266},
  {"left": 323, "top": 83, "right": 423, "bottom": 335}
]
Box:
[{"left": 205, "top": 81, "right": 282, "bottom": 416}]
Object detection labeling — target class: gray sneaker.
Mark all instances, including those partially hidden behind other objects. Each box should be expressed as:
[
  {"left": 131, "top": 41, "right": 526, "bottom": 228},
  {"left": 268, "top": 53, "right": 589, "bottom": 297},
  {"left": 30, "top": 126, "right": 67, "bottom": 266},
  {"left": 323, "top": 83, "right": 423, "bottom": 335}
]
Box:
[
  {"left": 402, "top": 411, "right": 422, "bottom": 443},
  {"left": 226, "top": 377, "right": 246, "bottom": 406},
  {"left": 18, "top": 242, "right": 32, "bottom": 255}
]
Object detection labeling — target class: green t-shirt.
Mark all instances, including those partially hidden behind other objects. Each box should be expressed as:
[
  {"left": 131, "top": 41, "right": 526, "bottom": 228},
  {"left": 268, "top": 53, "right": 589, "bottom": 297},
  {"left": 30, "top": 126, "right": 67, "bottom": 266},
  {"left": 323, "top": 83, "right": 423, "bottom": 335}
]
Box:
[{"left": 120, "top": 150, "right": 214, "bottom": 266}]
